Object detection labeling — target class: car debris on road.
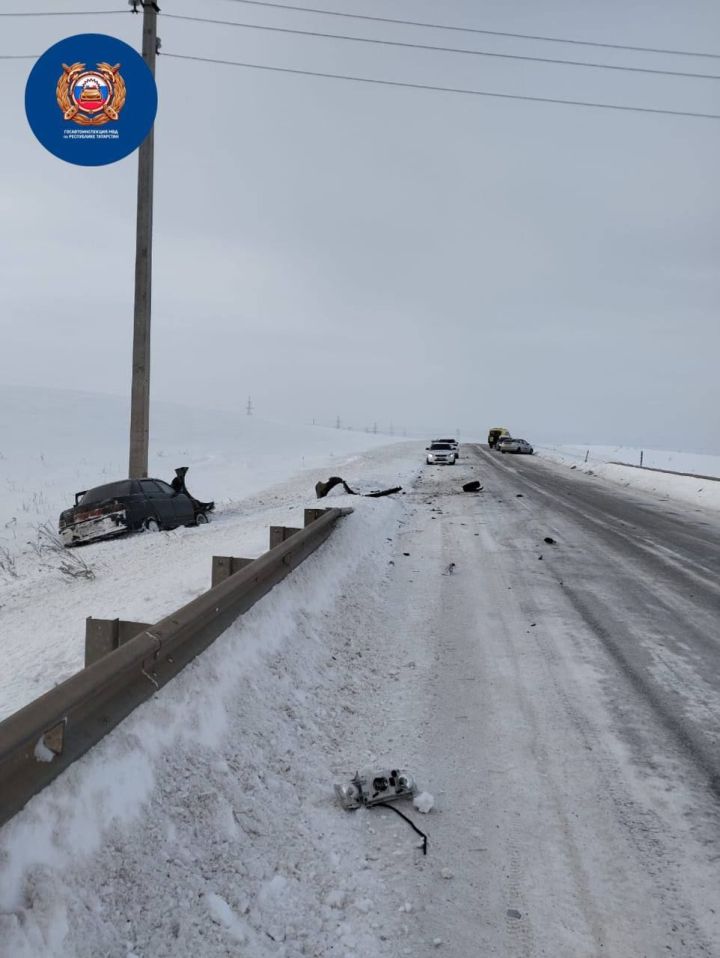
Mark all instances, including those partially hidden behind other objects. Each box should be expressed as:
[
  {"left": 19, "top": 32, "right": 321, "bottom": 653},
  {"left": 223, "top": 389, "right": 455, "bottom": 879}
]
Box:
[
  {"left": 335, "top": 768, "right": 429, "bottom": 854},
  {"left": 315, "top": 476, "right": 402, "bottom": 499}
]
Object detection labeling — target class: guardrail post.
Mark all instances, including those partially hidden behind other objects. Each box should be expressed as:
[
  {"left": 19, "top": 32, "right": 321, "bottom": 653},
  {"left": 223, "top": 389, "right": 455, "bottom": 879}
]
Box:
[
  {"left": 269, "top": 526, "right": 302, "bottom": 549},
  {"left": 85, "top": 617, "right": 152, "bottom": 667},
  {"left": 211, "top": 555, "right": 254, "bottom": 588},
  {"left": 304, "top": 508, "right": 329, "bottom": 526}
]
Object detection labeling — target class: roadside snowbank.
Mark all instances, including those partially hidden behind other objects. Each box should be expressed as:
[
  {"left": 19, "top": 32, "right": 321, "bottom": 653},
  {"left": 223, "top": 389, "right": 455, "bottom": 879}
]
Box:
[
  {"left": 0, "top": 497, "right": 422, "bottom": 958},
  {"left": 536, "top": 445, "right": 720, "bottom": 512}
]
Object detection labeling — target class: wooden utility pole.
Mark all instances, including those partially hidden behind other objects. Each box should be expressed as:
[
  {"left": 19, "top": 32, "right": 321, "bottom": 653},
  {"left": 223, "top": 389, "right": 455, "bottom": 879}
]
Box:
[{"left": 128, "top": 1, "right": 159, "bottom": 478}]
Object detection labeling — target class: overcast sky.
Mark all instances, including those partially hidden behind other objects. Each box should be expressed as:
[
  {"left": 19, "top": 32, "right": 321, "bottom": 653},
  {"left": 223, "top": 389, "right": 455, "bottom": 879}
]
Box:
[{"left": 1, "top": 0, "right": 718, "bottom": 449}]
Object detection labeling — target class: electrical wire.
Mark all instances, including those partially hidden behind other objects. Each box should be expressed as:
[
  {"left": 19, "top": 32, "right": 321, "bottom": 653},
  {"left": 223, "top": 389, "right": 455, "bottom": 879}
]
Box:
[
  {"left": 376, "top": 802, "right": 428, "bottom": 855},
  {"left": 161, "top": 52, "right": 720, "bottom": 119},
  {"left": 0, "top": 9, "right": 126, "bottom": 15},
  {"left": 161, "top": 14, "right": 720, "bottom": 81},
  {"left": 214, "top": 0, "right": 720, "bottom": 60}
]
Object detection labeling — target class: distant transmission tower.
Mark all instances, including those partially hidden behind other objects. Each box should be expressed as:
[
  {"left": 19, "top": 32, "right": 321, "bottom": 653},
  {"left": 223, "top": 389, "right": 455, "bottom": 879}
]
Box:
[
  {"left": 336, "top": 415, "right": 341, "bottom": 429},
  {"left": 246, "top": 395, "right": 253, "bottom": 416},
  {"left": 372, "top": 422, "right": 377, "bottom": 434}
]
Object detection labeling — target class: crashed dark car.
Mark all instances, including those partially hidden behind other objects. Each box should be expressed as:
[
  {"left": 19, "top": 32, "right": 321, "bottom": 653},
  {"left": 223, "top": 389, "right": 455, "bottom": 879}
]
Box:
[{"left": 59, "top": 467, "right": 214, "bottom": 547}]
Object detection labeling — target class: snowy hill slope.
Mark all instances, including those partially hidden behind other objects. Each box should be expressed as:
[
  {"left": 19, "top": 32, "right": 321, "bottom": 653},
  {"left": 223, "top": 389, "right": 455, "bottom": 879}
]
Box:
[
  {"left": 0, "top": 385, "right": 418, "bottom": 718},
  {"left": 0, "top": 384, "right": 399, "bottom": 562}
]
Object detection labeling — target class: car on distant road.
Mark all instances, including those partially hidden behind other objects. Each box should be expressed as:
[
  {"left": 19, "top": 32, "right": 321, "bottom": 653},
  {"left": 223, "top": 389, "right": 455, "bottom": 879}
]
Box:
[
  {"left": 59, "top": 468, "right": 214, "bottom": 547},
  {"left": 426, "top": 442, "right": 457, "bottom": 465},
  {"left": 500, "top": 438, "right": 534, "bottom": 455}
]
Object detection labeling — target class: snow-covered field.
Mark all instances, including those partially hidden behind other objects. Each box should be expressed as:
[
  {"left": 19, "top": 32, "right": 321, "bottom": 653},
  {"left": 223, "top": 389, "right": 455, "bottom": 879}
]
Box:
[
  {"left": 538, "top": 443, "right": 720, "bottom": 476},
  {"left": 0, "top": 385, "right": 417, "bottom": 719},
  {"left": 0, "top": 384, "right": 398, "bottom": 565},
  {"left": 536, "top": 444, "right": 720, "bottom": 512}
]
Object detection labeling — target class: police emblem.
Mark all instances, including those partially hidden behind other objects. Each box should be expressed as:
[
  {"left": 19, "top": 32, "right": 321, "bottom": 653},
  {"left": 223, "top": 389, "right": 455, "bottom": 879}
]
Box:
[{"left": 56, "top": 62, "right": 126, "bottom": 125}]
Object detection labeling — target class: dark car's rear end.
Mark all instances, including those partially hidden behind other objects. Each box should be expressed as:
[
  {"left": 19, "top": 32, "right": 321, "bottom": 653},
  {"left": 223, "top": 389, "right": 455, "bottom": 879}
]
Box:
[
  {"left": 59, "top": 470, "right": 214, "bottom": 547},
  {"left": 59, "top": 480, "right": 137, "bottom": 547}
]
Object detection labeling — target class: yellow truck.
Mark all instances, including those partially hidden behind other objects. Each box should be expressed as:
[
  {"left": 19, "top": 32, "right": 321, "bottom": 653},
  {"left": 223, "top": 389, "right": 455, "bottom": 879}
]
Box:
[{"left": 487, "top": 427, "right": 510, "bottom": 449}]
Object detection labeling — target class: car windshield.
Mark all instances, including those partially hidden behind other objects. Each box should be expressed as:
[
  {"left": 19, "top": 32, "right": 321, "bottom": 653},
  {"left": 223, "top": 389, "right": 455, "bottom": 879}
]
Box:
[
  {"left": 430, "top": 444, "right": 452, "bottom": 450},
  {"left": 80, "top": 481, "right": 135, "bottom": 505}
]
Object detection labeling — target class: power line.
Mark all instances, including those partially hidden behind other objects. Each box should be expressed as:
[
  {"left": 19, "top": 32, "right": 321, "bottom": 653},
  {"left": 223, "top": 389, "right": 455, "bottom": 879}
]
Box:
[
  {"left": 161, "top": 14, "right": 720, "bottom": 81},
  {"left": 0, "top": 9, "right": 126, "bottom": 15},
  {"left": 215, "top": 0, "right": 720, "bottom": 61},
  {"left": 162, "top": 52, "right": 720, "bottom": 119}
]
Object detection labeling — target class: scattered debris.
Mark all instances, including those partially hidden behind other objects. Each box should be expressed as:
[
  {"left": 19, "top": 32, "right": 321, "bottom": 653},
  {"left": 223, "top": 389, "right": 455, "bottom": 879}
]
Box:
[
  {"left": 335, "top": 768, "right": 417, "bottom": 809},
  {"left": 335, "top": 769, "right": 429, "bottom": 855},
  {"left": 516, "top": 493, "right": 524, "bottom": 498},
  {"left": 440, "top": 867, "right": 454, "bottom": 880},
  {"left": 462, "top": 480, "right": 482, "bottom": 493},
  {"left": 506, "top": 909, "right": 522, "bottom": 920},
  {"left": 570, "top": 465, "right": 577, "bottom": 470},
  {"left": 315, "top": 476, "right": 402, "bottom": 499},
  {"left": 403, "top": 552, "right": 411, "bottom": 557},
  {"left": 443, "top": 562, "right": 456, "bottom": 575},
  {"left": 543, "top": 536, "right": 556, "bottom": 544},
  {"left": 538, "top": 555, "right": 543, "bottom": 560}
]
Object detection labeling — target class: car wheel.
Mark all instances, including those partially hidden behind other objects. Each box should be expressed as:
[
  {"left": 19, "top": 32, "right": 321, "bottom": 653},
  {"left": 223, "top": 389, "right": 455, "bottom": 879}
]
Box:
[
  {"left": 144, "top": 517, "right": 160, "bottom": 532},
  {"left": 196, "top": 512, "right": 209, "bottom": 525}
]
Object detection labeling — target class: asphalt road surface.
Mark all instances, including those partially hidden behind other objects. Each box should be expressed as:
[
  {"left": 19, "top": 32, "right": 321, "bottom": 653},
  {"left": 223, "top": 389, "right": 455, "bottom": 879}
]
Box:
[{"left": 361, "top": 444, "right": 720, "bottom": 957}]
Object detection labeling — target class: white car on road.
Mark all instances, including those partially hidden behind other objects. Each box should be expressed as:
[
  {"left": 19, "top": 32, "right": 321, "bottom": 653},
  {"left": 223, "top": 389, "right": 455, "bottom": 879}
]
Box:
[
  {"left": 500, "top": 438, "right": 534, "bottom": 455},
  {"left": 426, "top": 442, "right": 457, "bottom": 465}
]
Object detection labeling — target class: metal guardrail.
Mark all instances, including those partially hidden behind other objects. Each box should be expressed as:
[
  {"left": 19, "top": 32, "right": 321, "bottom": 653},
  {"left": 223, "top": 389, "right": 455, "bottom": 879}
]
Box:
[{"left": 0, "top": 506, "right": 352, "bottom": 828}]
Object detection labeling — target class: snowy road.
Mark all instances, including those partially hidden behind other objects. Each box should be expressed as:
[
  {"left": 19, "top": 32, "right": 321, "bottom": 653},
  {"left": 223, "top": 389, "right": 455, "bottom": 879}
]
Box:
[
  {"left": 362, "top": 445, "right": 720, "bottom": 956},
  {"left": 2, "top": 442, "right": 720, "bottom": 957}
]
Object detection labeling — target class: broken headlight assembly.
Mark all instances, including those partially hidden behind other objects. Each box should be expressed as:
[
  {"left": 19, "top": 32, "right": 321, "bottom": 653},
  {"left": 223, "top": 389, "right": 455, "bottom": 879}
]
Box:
[{"left": 334, "top": 768, "right": 417, "bottom": 810}]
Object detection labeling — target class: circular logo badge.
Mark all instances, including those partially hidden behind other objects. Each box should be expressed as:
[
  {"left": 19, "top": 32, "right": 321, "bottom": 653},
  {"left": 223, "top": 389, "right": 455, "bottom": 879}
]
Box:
[{"left": 25, "top": 33, "right": 157, "bottom": 166}]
